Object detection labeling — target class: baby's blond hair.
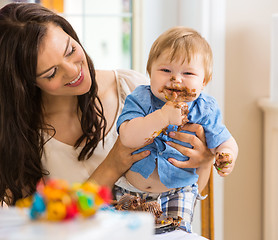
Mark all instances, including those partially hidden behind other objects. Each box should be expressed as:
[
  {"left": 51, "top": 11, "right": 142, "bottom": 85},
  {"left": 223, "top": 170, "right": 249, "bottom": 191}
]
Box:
[{"left": 146, "top": 26, "right": 213, "bottom": 85}]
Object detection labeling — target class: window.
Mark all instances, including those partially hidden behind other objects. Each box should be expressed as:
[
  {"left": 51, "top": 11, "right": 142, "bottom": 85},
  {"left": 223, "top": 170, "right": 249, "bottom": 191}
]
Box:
[
  {"left": 2, "top": 0, "right": 133, "bottom": 70},
  {"left": 63, "top": 0, "right": 133, "bottom": 70}
]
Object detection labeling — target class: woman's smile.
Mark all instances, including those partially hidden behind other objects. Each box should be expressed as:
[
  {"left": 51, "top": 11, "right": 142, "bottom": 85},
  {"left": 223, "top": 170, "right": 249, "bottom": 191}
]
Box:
[{"left": 65, "top": 68, "right": 84, "bottom": 87}]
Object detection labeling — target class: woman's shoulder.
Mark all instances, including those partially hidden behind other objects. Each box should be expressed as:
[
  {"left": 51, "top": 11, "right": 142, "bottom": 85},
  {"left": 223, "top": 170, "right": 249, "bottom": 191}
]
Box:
[
  {"left": 115, "top": 69, "right": 150, "bottom": 91},
  {"left": 95, "top": 69, "right": 150, "bottom": 95},
  {"left": 95, "top": 70, "right": 116, "bottom": 95},
  {"left": 116, "top": 69, "right": 149, "bottom": 83}
]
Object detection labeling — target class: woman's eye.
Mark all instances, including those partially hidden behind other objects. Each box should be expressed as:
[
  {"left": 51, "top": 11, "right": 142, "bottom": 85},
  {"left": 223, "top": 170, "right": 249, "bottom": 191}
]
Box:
[
  {"left": 67, "top": 46, "right": 76, "bottom": 57},
  {"left": 161, "top": 68, "right": 171, "bottom": 73},
  {"left": 46, "top": 68, "right": 57, "bottom": 80}
]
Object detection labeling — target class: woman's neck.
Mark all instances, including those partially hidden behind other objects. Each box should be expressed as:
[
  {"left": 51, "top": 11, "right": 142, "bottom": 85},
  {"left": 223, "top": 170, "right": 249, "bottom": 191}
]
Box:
[
  {"left": 42, "top": 94, "right": 79, "bottom": 117},
  {"left": 41, "top": 94, "right": 83, "bottom": 145}
]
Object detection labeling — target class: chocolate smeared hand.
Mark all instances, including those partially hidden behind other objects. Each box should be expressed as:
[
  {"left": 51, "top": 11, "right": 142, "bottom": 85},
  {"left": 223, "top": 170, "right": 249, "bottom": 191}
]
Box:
[
  {"left": 166, "top": 90, "right": 190, "bottom": 130},
  {"left": 159, "top": 88, "right": 192, "bottom": 131},
  {"left": 160, "top": 85, "right": 195, "bottom": 124},
  {"left": 214, "top": 152, "right": 232, "bottom": 171},
  {"left": 174, "top": 101, "right": 189, "bottom": 125}
]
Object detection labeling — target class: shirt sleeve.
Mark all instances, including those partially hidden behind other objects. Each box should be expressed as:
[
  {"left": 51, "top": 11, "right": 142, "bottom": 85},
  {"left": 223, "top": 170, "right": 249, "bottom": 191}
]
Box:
[
  {"left": 116, "top": 85, "right": 151, "bottom": 133},
  {"left": 196, "top": 96, "right": 232, "bottom": 149}
]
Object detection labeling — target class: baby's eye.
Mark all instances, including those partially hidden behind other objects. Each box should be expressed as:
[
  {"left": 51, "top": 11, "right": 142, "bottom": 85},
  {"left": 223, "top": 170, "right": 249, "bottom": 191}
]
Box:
[
  {"left": 161, "top": 68, "right": 171, "bottom": 73},
  {"left": 183, "top": 72, "right": 194, "bottom": 75}
]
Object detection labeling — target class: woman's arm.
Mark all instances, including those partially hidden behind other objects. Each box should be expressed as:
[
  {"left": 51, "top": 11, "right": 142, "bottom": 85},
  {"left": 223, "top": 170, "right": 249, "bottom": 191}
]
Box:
[
  {"left": 164, "top": 123, "right": 214, "bottom": 192},
  {"left": 87, "top": 137, "right": 151, "bottom": 188}
]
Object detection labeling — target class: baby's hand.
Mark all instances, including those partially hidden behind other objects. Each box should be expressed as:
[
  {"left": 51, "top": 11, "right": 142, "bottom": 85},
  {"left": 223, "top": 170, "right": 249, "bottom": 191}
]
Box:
[
  {"left": 161, "top": 101, "right": 188, "bottom": 126},
  {"left": 214, "top": 152, "right": 234, "bottom": 177}
]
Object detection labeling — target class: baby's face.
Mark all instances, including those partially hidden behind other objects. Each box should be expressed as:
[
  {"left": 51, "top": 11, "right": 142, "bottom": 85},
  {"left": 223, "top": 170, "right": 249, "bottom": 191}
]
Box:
[{"left": 150, "top": 51, "right": 206, "bottom": 102}]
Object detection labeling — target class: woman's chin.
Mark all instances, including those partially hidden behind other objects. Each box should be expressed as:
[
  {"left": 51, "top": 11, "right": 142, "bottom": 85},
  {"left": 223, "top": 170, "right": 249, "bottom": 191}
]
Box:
[{"left": 77, "top": 82, "right": 92, "bottom": 95}]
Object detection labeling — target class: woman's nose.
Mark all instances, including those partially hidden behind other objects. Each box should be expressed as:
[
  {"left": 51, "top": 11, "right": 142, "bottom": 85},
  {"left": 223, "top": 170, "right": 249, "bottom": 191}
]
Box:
[{"left": 62, "top": 61, "right": 79, "bottom": 79}]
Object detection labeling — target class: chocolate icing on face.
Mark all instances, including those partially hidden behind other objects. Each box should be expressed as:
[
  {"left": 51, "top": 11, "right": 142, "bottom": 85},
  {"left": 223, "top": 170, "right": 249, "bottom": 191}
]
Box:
[
  {"left": 153, "top": 83, "right": 193, "bottom": 134},
  {"left": 146, "top": 79, "right": 196, "bottom": 140},
  {"left": 159, "top": 86, "right": 197, "bottom": 102}
]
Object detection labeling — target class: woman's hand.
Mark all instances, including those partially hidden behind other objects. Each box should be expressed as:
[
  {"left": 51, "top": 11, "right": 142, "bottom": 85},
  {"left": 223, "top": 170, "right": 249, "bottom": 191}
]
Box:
[
  {"left": 88, "top": 137, "right": 150, "bottom": 188},
  {"left": 106, "top": 137, "right": 151, "bottom": 177},
  {"left": 165, "top": 123, "right": 214, "bottom": 192},
  {"left": 166, "top": 123, "right": 214, "bottom": 168}
]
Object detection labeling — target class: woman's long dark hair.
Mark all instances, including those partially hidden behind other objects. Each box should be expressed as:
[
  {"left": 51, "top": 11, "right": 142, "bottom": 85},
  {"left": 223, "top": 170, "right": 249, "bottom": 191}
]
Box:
[{"left": 0, "top": 3, "right": 106, "bottom": 205}]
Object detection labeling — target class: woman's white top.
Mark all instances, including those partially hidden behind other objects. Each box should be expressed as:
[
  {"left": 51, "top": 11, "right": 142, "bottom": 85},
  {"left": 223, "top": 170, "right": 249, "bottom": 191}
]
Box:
[{"left": 41, "top": 69, "right": 149, "bottom": 186}]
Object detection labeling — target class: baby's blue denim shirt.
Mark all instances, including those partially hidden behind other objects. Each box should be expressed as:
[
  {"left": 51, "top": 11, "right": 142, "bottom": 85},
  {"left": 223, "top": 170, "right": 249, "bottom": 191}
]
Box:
[{"left": 117, "top": 85, "right": 231, "bottom": 188}]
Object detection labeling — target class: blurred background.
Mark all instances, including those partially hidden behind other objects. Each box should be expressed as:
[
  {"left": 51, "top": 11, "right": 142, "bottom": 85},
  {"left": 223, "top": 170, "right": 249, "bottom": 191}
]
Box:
[{"left": 1, "top": 0, "right": 278, "bottom": 239}]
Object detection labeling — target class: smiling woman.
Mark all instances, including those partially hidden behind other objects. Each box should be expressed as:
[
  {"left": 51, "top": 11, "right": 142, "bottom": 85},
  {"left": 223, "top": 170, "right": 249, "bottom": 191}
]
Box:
[{"left": 0, "top": 2, "right": 109, "bottom": 205}]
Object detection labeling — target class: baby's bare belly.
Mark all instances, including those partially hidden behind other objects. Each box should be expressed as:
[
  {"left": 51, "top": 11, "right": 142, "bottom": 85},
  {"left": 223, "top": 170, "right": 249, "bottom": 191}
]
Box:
[{"left": 125, "top": 167, "right": 174, "bottom": 193}]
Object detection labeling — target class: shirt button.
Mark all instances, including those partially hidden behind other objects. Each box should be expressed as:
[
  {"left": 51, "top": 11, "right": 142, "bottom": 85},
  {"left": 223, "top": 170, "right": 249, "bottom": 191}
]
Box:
[{"left": 159, "top": 152, "right": 163, "bottom": 156}]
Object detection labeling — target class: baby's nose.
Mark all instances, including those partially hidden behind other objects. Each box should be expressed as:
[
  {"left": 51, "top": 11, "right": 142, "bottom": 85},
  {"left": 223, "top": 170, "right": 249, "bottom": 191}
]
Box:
[{"left": 170, "top": 75, "right": 182, "bottom": 83}]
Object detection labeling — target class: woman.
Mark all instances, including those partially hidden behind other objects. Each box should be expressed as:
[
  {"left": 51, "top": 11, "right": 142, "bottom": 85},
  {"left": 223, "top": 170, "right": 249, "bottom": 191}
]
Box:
[{"left": 0, "top": 2, "right": 214, "bottom": 206}]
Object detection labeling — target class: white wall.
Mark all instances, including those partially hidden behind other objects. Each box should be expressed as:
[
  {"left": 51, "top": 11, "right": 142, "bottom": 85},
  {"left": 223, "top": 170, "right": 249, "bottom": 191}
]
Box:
[{"left": 224, "top": 0, "right": 278, "bottom": 239}]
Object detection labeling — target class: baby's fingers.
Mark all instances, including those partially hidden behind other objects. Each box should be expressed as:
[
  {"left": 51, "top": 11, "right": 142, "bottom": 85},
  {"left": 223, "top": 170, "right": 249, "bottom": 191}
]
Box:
[
  {"left": 217, "top": 171, "right": 228, "bottom": 177},
  {"left": 171, "top": 91, "right": 178, "bottom": 102},
  {"left": 214, "top": 163, "right": 233, "bottom": 177}
]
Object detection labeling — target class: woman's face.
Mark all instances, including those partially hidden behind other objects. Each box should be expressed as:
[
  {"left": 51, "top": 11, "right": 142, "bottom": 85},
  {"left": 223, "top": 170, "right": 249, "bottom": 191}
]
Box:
[{"left": 36, "top": 23, "right": 91, "bottom": 97}]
